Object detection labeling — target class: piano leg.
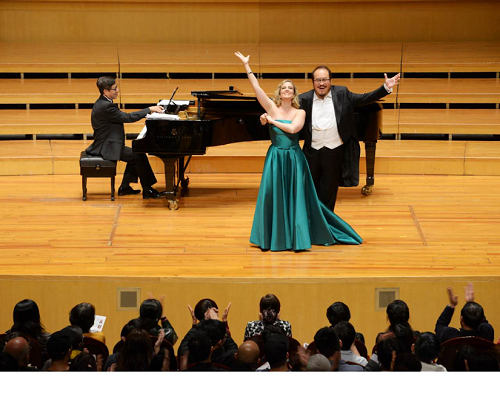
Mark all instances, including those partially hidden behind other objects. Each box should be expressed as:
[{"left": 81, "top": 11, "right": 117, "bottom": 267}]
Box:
[
  {"left": 178, "top": 156, "right": 190, "bottom": 190},
  {"left": 362, "top": 140, "right": 377, "bottom": 196},
  {"left": 159, "top": 157, "right": 179, "bottom": 210}
]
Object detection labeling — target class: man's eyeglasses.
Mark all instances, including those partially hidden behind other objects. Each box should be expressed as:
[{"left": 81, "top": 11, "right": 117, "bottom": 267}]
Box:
[
  {"left": 109, "top": 86, "right": 118, "bottom": 92},
  {"left": 314, "top": 78, "right": 330, "bottom": 84}
]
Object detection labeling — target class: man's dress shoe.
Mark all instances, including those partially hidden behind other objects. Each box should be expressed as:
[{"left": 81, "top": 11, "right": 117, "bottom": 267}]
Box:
[
  {"left": 143, "top": 187, "right": 161, "bottom": 199},
  {"left": 118, "top": 186, "right": 141, "bottom": 196}
]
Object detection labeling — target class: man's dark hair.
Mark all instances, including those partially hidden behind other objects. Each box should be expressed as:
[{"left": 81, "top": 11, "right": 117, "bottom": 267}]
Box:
[
  {"left": 326, "top": 301, "right": 351, "bottom": 326},
  {"left": 467, "top": 351, "right": 500, "bottom": 371},
  {"left": 414, "top": 332, "right": 441, "bottom": 363},
  {"left": 139, "top": 299, "right": 163, "bottom": 332},
  {"left": 188, "top": 330, "right": 212, "bottom": 364},
  {"left": 377, "top": 337, "right": 404, "bottom": 371},
  {"left": 69, "top": 352, "right": 97, "bottom": 371},
  {"left": 393, "top": 352, "right": 422, "bottom": 371},
  {"left": 63, "top": 325, "right": 84, "bottom": 351},
  {"left": 333, "top": 321, "right": 356, "bottom": 351},
  {"left": 96, "top": 76, "right": 116, "bottom": 95},
  {"left": 388, "top": 322, "right": 414, "bottom": 353},
  {"left": 264, "top": 334, "right": 289, "bottom": 369},
  {"left": 47, "top": 329, "right": 72, "bottom": 361},
  {"left": 259, "top": 294, "right": 281, "bottom": 325},
  {"left": 69, "top": 303, "right": 95, "bottom": 333},
  {"left": 314, "top": 327, "right": 340, "bottom": 358},
  {"left": 262, "top": 324, "right": 286, "bottom": 344},
  {"left": 194, "top": 299, "right": 218, "bottom": 322},
  {"left": 311, "top": 65, "right": 332, "bottom": 81},
  {"left": 121, "top": 318, "right": 143, "bottom": 338},
  {"left": 386, "top": 300, "right": 410, "bottom": 325},
  {"left": 461, "top": 302, "right": 485, "bottom": 329},
  {"left": 197, "top": 319, "right": 226, "bottom": 347}
]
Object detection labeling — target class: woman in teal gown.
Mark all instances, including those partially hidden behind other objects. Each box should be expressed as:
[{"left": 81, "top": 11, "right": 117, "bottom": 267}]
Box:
[{"left": 235, "top": 52, "right": 362, "bottom": 251}]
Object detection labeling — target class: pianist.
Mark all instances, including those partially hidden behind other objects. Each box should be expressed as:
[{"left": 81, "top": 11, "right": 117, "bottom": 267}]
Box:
[{"left": 86, "top": 76, "right": 164, "bottom": 199}]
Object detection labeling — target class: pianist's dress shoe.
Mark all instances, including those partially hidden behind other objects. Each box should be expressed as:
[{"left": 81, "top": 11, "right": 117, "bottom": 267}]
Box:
[
  {"left": 143, "top": 187, "right": 161, "bottom": 199},
  {"left": 118, "top": 186, "right": 141, "bottom": 196}
]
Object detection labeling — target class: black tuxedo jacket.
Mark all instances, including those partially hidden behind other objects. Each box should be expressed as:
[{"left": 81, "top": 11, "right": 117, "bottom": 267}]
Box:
[
  {"left": 298, "top": 84, "right": 389, "bottom": 149},
  {"left": 86, "top": 95, "right": 150, "bottom": 161}
]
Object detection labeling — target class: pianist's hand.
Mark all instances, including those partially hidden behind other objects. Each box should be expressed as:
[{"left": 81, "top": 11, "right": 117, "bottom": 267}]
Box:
[
  {"left": 149, "top": 105, "right": 165, "bottom": 113},
  {"left": 260, "top": 113, "right": 268, "bottom": 126}
]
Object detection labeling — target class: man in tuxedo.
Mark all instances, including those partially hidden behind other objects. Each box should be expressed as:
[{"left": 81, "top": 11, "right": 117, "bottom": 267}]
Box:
[
  {"left": 298, "top": 66, "right": 400, "bottom": 211},
  {"left": 86, "top": 76, "right": 164, "bottom": 199}
]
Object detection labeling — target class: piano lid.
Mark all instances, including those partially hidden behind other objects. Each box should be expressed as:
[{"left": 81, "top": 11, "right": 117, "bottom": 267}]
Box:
[{"left": 191, "top": 87, "right": 257, "bottom": 101}]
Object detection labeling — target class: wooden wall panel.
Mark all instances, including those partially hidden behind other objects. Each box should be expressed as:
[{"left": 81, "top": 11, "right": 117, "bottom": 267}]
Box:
[
  {"left": 258, "top": 2, "right": 500, "bottom": 43},
  {"left": 1, "top": 1, "right": 500, "bottom": 43},
  {"left": 0, "top": 2, "right": 260, "bottom": 44}
]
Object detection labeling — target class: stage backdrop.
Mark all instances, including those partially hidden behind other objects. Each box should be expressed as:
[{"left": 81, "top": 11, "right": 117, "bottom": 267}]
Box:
[{"left": 0, "top": 1, "right": 499, "bottom": 43}]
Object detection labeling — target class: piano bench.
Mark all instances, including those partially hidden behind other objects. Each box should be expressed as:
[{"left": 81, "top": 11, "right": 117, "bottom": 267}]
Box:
[{"left": 79, "top": 151, "right": 117, "bottom": 201}]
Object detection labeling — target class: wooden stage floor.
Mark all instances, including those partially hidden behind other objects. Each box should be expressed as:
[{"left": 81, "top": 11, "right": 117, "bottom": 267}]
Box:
[{"left": 1, "top": 171, "right": 499, "bottom": 280}]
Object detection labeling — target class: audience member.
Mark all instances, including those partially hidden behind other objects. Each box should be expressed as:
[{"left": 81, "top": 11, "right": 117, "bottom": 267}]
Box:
[
  {"left": 376, "top": 337, "right": 405, "bottom": 371},
  {"left": 244, "top": 294, "right": 292, "bottom": 339},
  {"left": 104, "top": 318, "right": 142, "bottom": 371},
  {"left": 7, "top": 299, "right": 50, "bottom": 355},
  {"left": 313, "top": 327, "right": 343, "bottom": 371},
  {"left": 69, "top": 352, "right": 97, "bottom": 371},
  {"left": 186, "top": 330, "right": 225, "bottom": 371},
  {"left": 138, "top": 297, "right": 178, "bottom": 345},
  {"left": 259, "top": 334, "right": 290, "bottom": 372},
  {"left": 2, "top": 336, "right": 30, "bottom": 370},
  {"left": 435, "top": 283, "right": 494, "bottom": 343},
  {"left": 179, "top": 301, "right": 236, "bottom": 370},
  {"left": 454, "top": 345, "right": 500, "bottom": 371},
  {"left": 334, "top": 321, "right": 368, "bottom": 366},
  {"left": 387, "top": 299, "right": 410, "bottom": 326},
  {"left": 0, "top": 351, "right": 19, "bottom": 371},
  {"left": 393, "top": 352, "right": 422, "bottom": 371},
  {"left": 115, "top": 329, "right": 153, "bottom": 371},
  {"left": 306, "top": 354, "right": 332, "bottom": 371},
  {"left": 69, "top": 302, "right": 105, "bottom": 344},
  {"left": 414, "top": 332, "right": 446, "bottom": 372},
  {"left": 327, "top": 301, "right": 365, "bottom": 343},
  {"left": 45, "top": 329, "right": 73, "bottom": 371},
  {"left": 388, "top": 322, "right": 414, "bottom": 353},
  {"left": 231, "top": 340, "right": 261, "bottom": 371}
]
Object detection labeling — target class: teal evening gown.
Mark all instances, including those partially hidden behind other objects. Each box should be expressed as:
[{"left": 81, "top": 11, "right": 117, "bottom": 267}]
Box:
[{"left": 249, "top": 120, "right": 363, "bottom": 251}]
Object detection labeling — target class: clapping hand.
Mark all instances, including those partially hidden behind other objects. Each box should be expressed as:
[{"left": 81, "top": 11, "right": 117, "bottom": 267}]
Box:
[
  {"left": 235, "top": 51, "right": 250, "bottom": 65},
  {"left": 187, "top": 304, "right": 198, "bottom": 326},
  {"left": 447, "top": 287, "right": 458, "bottom": 308},
  {"left": 384, "top": 73, "right": 401, "bottom": 89},
  {"left": 222, "top": 302, "right": 232, "bottom": 322}
]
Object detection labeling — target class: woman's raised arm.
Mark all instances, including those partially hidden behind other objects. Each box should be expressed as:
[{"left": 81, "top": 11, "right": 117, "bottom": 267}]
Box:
[{"left": 235, "top": 51, "right": 275, "bottom": 113}]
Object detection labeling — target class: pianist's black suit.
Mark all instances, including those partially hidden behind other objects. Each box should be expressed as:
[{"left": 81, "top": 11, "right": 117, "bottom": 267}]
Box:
[
  {"left": 86, "top": 95, "right": 157, "bottom": 188},
  {"left": 299, "top": 85, "right": 389, "bottom": 211}
]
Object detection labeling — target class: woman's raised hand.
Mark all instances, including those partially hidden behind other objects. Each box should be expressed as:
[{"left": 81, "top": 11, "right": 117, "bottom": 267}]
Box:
[{"left": 235, "top": 51, "right": 250, "bottom": 65}]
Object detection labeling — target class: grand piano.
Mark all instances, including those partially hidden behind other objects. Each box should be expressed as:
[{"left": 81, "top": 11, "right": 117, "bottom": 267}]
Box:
[{"left": 132, "top": 88, "right": 382, "bottom": 209}]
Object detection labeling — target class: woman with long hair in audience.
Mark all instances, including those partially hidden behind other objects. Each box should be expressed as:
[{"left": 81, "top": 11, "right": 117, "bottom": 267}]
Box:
[
  {"left": 244, "top": 294, "right": 292, "bottom": 339},
  {"left": 116, "top": 329, "right": 154, "bottom": 371},
  {"left": 7, "top": 299, "right": 50, "bottom": 354}
]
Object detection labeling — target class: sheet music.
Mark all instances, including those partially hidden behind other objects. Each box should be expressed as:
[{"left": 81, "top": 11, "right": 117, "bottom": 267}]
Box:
[{"left": 146, "top": 112, "right": 180, "bottom": 120}]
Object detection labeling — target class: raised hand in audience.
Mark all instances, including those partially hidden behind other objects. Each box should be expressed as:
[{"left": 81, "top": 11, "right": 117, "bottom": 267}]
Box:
[
  {"left": 222, "top": 302, "right": 232, "bottom": 322},
  {"left": 464, "top": 282, "right": 474, "bottom": 302},
  {"left": 187, "top": 305, "right": 198, "bottom": 326},
  {"left": 446, "top": 286, "right": 458, "bottom": 308},
  {"left": 154, "top": 329, "right": 165, "bottom": 355},
  {"left": 384, "top": 73, "right": 401, "bottom": 89}
]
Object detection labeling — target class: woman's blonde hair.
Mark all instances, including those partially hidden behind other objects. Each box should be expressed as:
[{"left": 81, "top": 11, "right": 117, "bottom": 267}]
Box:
[{"left": 273, "top": 80, "right": 300, "bottom": 109}]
